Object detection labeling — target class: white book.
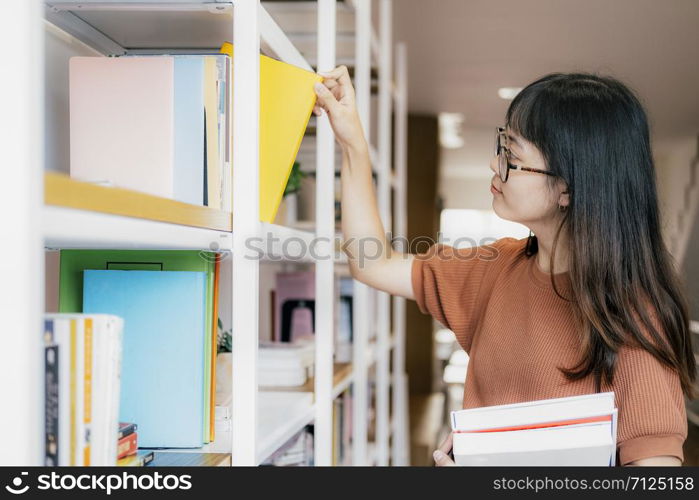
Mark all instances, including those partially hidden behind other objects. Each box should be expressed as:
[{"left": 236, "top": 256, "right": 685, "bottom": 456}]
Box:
[
  {"left": 259, "top": 367, "right": 308, "bottom": 387},
  {"left": 88, "top": 315, "right": 123, "bottom": 466},
  {"left": 453, "top": 415, "right": 617, "bottom": 466},
  {"left": 450, "top": 392, "right": 618, "bottom": 467},
  {"left": 451, "top": 391, "right": 615, "bottom": 431}
]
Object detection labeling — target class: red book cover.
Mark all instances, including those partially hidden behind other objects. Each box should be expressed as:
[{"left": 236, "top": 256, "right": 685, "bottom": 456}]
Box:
[
  {"left": 117, "top": 431, "right": 138, "bottom": 459},
  {"left": 454, "top": 414, "right": 612, "bottom": 434}
]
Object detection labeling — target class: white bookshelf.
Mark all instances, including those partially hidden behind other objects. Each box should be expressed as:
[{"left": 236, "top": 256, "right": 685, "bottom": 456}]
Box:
[{"left": 1, "top": 0, "right": 409, "bottom": 467}]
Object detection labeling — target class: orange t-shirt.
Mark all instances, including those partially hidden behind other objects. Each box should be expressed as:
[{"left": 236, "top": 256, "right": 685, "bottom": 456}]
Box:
[{"left": 411, "top": 236, "right": 687, "bottom": 465}]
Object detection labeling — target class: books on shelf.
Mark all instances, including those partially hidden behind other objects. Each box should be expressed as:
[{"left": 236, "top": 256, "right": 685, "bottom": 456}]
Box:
[
  {"left": 335, "top": 277, "right": 353, "bottom": 363},
  {"left": 450, "top": 392, "right": 618, "bottom": 466},
  {"left": 147, "top": 452, "right": 231, "bottom": 467},
  {"left": 261, "top": 426, "right": 314, "bottom": 466},
  {"left": 117, "top": 430, "right": 138, "bottom": 460},
  {"left": 332, "top": 389, "right": 353, "bottom": 466},
  {"left": 259, "top": 339, "right": 315, "bottom": 387},
  {"left": 58, "top": 250, "right": 221, "bottom": 448},
  {"left": 43, "top": 314, "right": 124, "bottom": 466},
  {"left": 68, "top": 45, "right": 320, "bottom": 220},
  {"left": 69, "top": 55, "right": 230, "bottom": 211},
  {"left": 117, "top": 450, "right": 155, "bottom": 467}
]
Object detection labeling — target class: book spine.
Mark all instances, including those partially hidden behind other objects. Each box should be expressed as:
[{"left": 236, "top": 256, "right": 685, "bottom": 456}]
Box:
[
  {"left": 140, "top": 451, "right": 155, "bottom": 466},
  {"left": 109, "top": 321, "right": 124, "bottom": 464},
  {"left": 44, "top": 320, "right": 60, "bottom": 466},
  {"left": 117, "top": 423, "right": 137, "bottom": 441},
  {"left": 69, "top": 318, "right": 78, "bottom": 466},
  {"left": 117, "top": 431, "right": 138, "bottom": 460},
  {"left": 83, "top": 318, "right": 93, "bottom": 466}
]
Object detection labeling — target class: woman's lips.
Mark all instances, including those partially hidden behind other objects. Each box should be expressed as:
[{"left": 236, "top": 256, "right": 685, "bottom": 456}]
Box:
[{"left": 490, "top": 183, "right": 502, "bottom": 194}]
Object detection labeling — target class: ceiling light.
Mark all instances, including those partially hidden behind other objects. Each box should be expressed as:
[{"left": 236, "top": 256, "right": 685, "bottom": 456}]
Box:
[
  {"left": 498, "top": 87, "right": 523, "bottom": 100},
  {"left": 438, "top": 112, "right": 465, "bottom": 149}
]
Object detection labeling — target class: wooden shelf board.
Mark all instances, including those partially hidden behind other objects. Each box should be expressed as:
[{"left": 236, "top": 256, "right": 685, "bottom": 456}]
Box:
[{"left": 45, "top": 172, "right": 232, "bottom": 232}]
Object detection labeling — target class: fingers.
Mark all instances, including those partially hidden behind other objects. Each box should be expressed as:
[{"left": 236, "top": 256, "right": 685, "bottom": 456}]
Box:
[
  {"left": 433, "top": 450, "right": 456, "bottom": 467},
  {"left": 438, "top": 432, "right": 453, "bottom": 455},
  {"left": 314, "top": 82, "right": 340, "bottom": 115},
  {"left": 319, "top": 65, "right": 353, "bottom": 91}
]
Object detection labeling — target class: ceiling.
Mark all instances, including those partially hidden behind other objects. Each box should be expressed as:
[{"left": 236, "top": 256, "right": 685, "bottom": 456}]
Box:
[{"left": 393, "top": 0, "right": 699, "bottom": 140}]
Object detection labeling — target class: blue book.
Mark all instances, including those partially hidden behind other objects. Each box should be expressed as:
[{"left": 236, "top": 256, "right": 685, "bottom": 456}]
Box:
[
  {"left": 174, "top": 57, "right": 205, "bottom": 206},
  {"left": 83, "top": 270, "right": 206, "bottom": 448}
]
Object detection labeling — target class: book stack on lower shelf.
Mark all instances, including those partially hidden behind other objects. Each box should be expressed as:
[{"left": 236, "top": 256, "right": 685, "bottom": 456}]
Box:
[
  {"left": 46, "top": 249, "right": 227, "bottom": 462},
  {"left": 332, "top": 389, "right": 353, "bottom": 466},
  {"left": 115, "top": 423, "right": 143, "bottom": 466},
  {"left": 259, "top": 340, "right": 315, "bottom": 388},
  {"left": 43, "top": 314, "right": 123, "bottom": 466},
  {"left": 260, "top": 425, "right": 314, "bottom": 466}
]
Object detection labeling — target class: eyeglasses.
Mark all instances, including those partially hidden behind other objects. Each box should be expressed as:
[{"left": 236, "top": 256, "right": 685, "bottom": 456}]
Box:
[{"left": 495, "top": 127, "right": 557, "bottom": 183}]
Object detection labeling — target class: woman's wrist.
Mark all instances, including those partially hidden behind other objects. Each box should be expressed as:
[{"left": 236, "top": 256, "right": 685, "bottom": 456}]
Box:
[{"left": 342, "top": 136, "right": 369, "bottom": 158}]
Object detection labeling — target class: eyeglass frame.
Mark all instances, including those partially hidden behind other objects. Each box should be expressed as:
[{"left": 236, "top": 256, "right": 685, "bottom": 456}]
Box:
[{"left": 495, "top": 126, "right": 557, "bottom": 183}]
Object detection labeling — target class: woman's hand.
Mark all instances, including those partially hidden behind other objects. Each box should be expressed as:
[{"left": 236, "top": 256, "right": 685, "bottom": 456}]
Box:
[
  {"left": 313, "top": 65, "right": 367, "bottom": 152},
  {"left": 433, "top": 432, "right": 456, "bottom": 466}
]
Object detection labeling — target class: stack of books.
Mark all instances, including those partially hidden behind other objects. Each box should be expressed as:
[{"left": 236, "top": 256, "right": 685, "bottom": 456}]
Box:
[
  {"left": 115, "top": 422, "right": 154, "bottom": 466},
  {"left": 450, "top": 392, "right": 618, "bottom": 466},
  {"left": 117, "top": 451, "right": 154, "bottom": 467},
  {"left": 43, "top": 314, "right": 123, "bottom": 466},
  {"left": 261, "top": 426, "right": 314, "bottom": 466},
  {"left": 116, "top": 423, "right": 137, "bottom": 464},
  {"left": 332, "top": 389, "right": 353, "bottom": 465},
  {"left": 259, "top": 340, "right": 315, "bottom": 387}
]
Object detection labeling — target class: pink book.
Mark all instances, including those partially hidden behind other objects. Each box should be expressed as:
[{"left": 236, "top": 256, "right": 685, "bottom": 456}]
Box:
[{"left": 69, "top": 56, "right": 174, "bottom": 198}]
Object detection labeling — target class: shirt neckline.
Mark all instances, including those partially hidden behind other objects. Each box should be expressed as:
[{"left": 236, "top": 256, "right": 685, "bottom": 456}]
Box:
[{"left": 527, "top": 254, "right": 572, "bottom": 293}]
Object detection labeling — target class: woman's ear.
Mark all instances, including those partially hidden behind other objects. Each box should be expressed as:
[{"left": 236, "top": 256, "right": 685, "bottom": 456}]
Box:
[{"left": 558, "top": 184, "right": 570, "bottom": 208}]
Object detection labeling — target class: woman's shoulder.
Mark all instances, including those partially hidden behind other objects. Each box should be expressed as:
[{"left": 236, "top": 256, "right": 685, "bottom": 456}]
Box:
[{"left": 416, "top": 236, "right": 527, "bottom": 261}]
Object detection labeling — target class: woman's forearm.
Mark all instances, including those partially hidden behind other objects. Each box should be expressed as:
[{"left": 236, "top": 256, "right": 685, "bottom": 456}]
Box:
[
  {"left": 340, "top": 140, "right": 390, "bottom": 278},
  {"left": 313, "top": 66, "right": 415, "bottom": 299}
]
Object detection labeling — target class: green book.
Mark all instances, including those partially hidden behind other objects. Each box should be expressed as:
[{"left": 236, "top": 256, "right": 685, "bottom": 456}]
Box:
[{"left": 59, "top": 250, "right": 215, "bottom": 445}]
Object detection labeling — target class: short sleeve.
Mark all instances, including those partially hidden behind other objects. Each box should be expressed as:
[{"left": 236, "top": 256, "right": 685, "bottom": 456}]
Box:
[
  {"left": 410, "top": 237, "right": 520, "bottom": 352},
  {"left": 613, "top": 342, "right": 688, "bottom": 465}
]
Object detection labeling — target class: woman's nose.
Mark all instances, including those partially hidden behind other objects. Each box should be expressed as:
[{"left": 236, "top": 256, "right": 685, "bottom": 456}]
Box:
[{"left": 489, "top": 154, "right": 498, "bottom": 174}]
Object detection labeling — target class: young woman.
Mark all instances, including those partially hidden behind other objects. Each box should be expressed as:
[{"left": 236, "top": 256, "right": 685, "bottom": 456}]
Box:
[{"left": 313, "top": 68, "right": 696, "bottom": 466}]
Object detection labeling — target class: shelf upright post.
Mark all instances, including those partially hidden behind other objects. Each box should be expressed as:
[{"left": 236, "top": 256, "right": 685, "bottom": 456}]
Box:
[
  {"left": 391, "top": 41, "right": 411, "bottom": 466},
  {"left": 375, "top": 0, "right": 392, "bottom": 467},
  {"left": 231, "top": 0, "right": 261, "bottom": 466},
  {"left": 0, "top": 0, "right": 43, "bottom": 466},
  {"left": 314, "top": 0, "right": 337, "bottom": 467},
  {"left": 352, "top": 0, "right": 372, "bottom": 466}
]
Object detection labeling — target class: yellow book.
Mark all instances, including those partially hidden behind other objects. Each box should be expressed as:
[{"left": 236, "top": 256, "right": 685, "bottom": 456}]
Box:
[{"left": 220, "top": 42, "right": 323, "bottom": 223}]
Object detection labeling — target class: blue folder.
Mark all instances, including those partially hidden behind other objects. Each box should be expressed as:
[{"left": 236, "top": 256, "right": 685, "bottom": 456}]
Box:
[
  {"left": 83, "top": 270, "right": 206, "bottom": 448},
  {"left": 173, "top": 56, "right": 205, "bottom": 206}
]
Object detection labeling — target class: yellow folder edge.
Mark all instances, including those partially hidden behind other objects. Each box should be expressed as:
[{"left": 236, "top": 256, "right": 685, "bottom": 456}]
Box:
[{"left": 220, "top": 42, "right": 323, "bottom": 223}]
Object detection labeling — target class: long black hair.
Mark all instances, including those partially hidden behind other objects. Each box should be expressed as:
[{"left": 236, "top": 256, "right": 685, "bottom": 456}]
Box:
[{"left": 507, "top": 72, "right": 696, "bottom": 398}]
